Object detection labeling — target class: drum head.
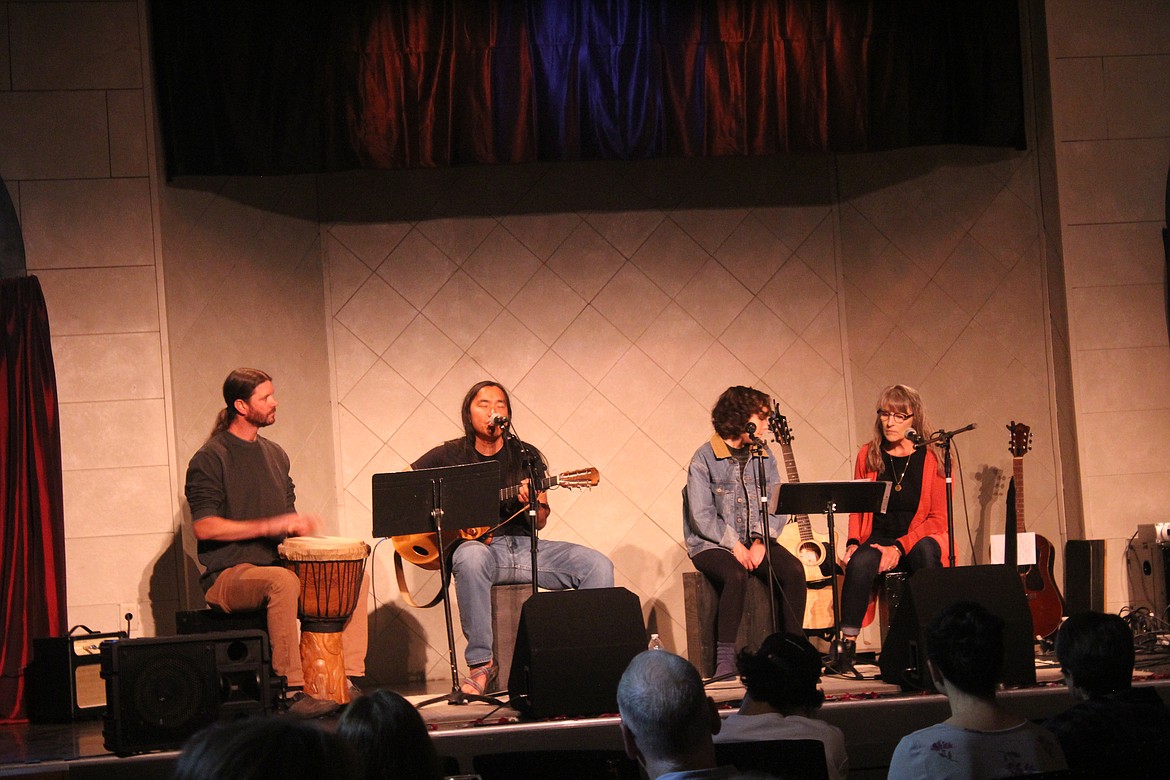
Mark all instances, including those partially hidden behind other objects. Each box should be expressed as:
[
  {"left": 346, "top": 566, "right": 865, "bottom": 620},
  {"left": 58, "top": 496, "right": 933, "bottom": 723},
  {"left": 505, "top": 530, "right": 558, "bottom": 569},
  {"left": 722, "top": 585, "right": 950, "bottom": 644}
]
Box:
[{"left": 278, "top": 535, "right": 370, "bottom": 561}]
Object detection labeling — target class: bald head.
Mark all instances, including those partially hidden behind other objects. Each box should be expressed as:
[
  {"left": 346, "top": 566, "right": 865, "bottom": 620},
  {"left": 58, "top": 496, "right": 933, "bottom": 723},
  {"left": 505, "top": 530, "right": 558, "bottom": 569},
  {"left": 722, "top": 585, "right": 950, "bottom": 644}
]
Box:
[{"left": 617, "top": 651, "right": 712, "bottom": 761}]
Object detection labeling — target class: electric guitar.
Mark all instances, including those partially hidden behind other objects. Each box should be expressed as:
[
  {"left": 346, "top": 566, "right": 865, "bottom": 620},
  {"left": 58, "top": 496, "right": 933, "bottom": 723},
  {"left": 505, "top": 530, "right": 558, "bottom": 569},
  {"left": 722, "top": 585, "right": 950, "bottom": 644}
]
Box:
[
  {"left": 1006, "top": 422, "right": 1064, "bottom": 640},
  {"left": 769, "top": 412, "right": 834, "bottom": 585},
  {"left": 391, "top": 467, "right": 599, "bottom": 570}
]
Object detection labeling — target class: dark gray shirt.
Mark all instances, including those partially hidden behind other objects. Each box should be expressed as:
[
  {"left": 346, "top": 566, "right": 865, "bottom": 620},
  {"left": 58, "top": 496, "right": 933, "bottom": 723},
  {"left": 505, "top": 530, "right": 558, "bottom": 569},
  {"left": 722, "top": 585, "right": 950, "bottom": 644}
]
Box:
[{"left": 185, "top": 430, "right": 295, "bottom": 589}]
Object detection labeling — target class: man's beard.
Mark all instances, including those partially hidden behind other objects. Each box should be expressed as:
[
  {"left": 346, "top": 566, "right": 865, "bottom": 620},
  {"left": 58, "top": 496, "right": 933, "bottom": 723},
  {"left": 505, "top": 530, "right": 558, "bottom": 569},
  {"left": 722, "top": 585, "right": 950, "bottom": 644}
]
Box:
[{"left": 244, "top": 407, "right": 274, "bottom": 427}]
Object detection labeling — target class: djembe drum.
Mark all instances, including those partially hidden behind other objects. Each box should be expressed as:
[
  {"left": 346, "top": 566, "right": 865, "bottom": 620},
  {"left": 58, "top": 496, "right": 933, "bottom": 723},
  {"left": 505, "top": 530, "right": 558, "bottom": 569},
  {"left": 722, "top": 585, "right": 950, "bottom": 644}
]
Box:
[{"left": 278, "top": 536, "right": 369, "bottom": 704}]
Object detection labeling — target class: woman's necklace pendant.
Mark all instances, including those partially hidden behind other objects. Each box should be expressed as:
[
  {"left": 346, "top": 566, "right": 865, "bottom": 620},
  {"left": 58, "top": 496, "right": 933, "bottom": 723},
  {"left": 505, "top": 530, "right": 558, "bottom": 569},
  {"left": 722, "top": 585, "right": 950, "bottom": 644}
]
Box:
[{"left": 893, "top": 484, "right": 902, "bottom": 492}]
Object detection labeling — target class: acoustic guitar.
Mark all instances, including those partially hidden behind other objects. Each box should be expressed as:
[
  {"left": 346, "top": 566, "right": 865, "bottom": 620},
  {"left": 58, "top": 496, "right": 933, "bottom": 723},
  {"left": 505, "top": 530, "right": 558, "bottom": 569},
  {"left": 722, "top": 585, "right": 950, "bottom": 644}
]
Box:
[
  {"left": 767, "top": 408, "right": 839, "bottom": 631},
  {"left": 1005, "top": 421, "right": 1064, "bottom": 640},
  {"left": 391, "top": 467, "right": 599, "bottom": 570},
  {"left": 770, "top": 412, "right": 834, "bottom": 585}
]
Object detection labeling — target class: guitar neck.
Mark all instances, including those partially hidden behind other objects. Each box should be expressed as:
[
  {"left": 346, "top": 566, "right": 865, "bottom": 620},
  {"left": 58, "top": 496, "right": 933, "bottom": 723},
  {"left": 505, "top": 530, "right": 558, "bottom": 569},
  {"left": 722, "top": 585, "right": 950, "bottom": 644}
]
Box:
[
  {"left": 500, "top": 475, "right": 555, "bottom": 502},
  {"left": 778, "top": 442, "right": 814, "bottom": 540},
  {"left": 1013, "top": 456, "right": 1025, "bottom": 533}
]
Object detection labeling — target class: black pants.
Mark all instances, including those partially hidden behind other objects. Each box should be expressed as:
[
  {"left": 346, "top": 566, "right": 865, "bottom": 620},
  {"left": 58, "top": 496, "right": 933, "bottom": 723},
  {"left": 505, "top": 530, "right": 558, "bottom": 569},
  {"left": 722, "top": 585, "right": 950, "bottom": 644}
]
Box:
[
  {"left": 839, "top": 536, "right": 942, "bottom": 633},
  {"left": 691, "top": 542, "right": 807, "bottom": 642}
]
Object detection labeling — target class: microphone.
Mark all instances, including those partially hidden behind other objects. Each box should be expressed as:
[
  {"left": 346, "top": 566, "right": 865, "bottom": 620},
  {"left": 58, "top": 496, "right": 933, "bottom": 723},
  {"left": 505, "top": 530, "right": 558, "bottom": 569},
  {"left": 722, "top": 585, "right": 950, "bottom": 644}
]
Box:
[
  {"left": 489, "top": 413, "right": 510, "bottom": 430},
  {"left": 905, "top": 427, "right": 925, "bottom": 446},
  {"left": 745, "top": 421, "right": 762, "bottom": 444}
]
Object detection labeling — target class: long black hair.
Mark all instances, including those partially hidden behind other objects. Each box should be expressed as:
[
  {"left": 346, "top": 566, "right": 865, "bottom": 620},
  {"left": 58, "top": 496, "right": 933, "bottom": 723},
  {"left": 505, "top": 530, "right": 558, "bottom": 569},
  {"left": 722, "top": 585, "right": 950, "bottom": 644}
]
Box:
[{"left": 457, "top": 380, "right": 545, "bottom": 488}]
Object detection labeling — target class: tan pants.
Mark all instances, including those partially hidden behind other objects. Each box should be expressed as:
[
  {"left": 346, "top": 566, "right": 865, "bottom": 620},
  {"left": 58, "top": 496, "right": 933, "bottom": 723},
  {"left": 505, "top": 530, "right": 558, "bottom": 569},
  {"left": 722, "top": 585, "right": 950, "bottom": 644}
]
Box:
[{"left": 204, "top": 563, "right": 369, "bottom": 687}]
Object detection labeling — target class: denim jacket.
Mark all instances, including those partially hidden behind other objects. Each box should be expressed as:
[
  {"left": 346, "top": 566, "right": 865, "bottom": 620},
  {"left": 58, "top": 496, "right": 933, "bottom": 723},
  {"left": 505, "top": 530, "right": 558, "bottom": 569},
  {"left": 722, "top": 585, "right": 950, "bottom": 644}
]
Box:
[{"left": 683, "top": 434, "right": 788, "bottom": 558}]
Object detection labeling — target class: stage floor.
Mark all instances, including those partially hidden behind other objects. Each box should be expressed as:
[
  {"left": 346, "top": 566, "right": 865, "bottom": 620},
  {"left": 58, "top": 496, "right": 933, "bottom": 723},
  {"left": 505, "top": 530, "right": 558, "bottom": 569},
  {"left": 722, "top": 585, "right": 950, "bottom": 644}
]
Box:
[{"left": 3, "top": 649, "right": 1169, "bottom": 779}]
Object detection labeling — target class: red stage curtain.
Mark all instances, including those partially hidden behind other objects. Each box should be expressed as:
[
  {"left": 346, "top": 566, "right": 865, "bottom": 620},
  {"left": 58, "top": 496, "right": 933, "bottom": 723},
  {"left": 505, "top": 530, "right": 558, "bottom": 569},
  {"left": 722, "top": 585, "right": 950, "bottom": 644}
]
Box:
[
  {"left": 0, "top": 276, "right": 66, "bottom": 723},
  {"left": 150, "top": 0, "right": 1024, "bottom": 176}
]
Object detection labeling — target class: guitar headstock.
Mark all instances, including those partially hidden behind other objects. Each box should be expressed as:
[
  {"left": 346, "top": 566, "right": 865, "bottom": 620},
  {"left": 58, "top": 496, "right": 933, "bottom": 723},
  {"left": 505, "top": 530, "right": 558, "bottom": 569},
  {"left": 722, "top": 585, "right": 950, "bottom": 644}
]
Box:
[
  {"left": 768, "top": 402, "right": 792, "bottom": 446},
  {"left": 556, "top": 467, "right": 600, "bottom": 489},
  {"left": 1007, "top": 421, "right": 1032, "bottom": 458}
]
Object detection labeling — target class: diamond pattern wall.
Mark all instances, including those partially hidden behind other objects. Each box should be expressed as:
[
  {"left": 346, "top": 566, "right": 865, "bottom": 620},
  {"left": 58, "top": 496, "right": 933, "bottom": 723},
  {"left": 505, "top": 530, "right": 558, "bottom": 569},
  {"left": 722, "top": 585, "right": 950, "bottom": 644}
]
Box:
[{"left": 321, "top": 148, "right": 1057, "bottom": 683}]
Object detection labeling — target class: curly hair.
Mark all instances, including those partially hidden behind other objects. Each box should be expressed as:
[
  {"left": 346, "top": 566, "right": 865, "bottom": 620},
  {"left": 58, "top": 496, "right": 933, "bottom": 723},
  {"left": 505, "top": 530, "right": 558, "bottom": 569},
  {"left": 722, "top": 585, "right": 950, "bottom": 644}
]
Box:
[
  {"left": 711, "top": 386, "right": 771, "bottom": 440},
  {"left": 925, "top": 601, "right": 1004, "bottom": 699}
]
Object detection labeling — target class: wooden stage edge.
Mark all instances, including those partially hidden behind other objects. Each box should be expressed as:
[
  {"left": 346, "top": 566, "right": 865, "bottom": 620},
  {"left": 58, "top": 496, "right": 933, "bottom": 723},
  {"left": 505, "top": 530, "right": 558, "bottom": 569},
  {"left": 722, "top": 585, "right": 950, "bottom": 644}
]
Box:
[{"left": 2, "top": 659, "right": 1169, "bottom": 779}]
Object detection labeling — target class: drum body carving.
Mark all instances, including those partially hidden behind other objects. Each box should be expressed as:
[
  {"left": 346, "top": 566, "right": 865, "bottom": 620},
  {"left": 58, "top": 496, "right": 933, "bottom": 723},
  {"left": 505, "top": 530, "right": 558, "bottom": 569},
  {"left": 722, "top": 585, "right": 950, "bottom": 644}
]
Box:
[{"left": 278, "top": 536, "right": 369, "bottom": 704}]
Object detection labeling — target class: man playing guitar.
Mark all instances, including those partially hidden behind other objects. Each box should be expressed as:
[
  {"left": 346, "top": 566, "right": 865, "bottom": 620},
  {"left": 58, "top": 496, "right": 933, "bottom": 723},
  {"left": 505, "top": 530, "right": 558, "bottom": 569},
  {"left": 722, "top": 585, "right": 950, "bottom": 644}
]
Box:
[{"left": 410, "top": 380, "right": 614, "bottom": 696}]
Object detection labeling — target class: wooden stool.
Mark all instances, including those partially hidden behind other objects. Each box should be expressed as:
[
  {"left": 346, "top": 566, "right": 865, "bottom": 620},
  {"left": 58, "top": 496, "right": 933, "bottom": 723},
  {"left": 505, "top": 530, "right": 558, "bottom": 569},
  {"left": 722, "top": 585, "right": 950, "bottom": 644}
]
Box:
[
  {"left": 490, "top": 584, "right": 534, "bottom": 691},
  {"left": 683, "top": 571, "right": 776, "bottom": 678}
]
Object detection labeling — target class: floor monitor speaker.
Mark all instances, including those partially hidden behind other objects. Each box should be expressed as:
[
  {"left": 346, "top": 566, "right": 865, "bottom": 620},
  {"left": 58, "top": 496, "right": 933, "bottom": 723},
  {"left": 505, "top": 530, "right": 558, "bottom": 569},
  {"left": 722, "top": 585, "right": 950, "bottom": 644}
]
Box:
[
  {"left": 878, "top": 565, "right": 1036, "bottom": 690},
  {"left": 508, "top": 587, "right": 645, "bottom": 719},
  {"left": 101, "top": 631, "right": 274, "bottom": 755}
]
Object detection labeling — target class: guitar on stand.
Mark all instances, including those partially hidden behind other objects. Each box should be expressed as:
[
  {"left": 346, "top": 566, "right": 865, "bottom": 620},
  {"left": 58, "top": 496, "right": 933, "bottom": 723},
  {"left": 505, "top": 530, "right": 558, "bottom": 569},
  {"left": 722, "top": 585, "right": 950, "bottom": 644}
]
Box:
[
  {"left": 1005, "top": 421, "right": 1064, "bottom": 641},
  {"left": 767, "top": 406, "right": 840, "bottom": 631}
]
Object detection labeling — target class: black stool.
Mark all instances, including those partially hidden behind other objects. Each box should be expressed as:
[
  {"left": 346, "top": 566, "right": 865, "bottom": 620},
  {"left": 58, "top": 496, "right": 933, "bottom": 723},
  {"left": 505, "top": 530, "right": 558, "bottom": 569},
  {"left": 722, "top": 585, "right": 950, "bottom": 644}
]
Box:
[{"left": 175, "top": 608, "right": 267, "bottom": 636}]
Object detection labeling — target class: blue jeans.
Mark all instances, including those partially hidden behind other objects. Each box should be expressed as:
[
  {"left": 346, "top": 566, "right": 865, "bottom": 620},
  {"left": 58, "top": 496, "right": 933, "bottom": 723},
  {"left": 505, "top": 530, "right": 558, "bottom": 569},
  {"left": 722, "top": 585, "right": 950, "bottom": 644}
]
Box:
[{"left": 452, "top": 534, "right": 614, "bottom": 666}]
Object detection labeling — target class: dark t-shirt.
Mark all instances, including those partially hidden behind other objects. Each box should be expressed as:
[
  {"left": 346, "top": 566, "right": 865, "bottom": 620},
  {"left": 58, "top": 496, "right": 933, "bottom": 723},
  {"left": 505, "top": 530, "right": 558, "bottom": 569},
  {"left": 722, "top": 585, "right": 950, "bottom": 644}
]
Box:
[
  {"left": 185, "top": 431, "right": 295, "bottom": 589},
  {"left": 411, "top": 438, "right": 546, "bottom": 537}
]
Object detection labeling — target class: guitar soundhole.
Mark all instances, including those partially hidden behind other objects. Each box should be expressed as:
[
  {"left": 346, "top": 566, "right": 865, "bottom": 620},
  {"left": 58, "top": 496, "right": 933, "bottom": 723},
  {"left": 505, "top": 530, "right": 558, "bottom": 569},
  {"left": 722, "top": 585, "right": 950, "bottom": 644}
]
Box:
[
  {"left": 411, "top": 545, "right": 430, "bottom": 556},
  {"left": 797, "top": 542, "right": 822, "bottom": 567}
]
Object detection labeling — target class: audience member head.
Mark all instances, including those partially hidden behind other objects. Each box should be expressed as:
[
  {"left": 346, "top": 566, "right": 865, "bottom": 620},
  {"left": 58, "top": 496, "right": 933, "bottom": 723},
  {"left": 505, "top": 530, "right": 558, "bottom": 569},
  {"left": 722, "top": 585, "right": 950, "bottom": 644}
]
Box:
[
  {"left": 336, "top": 689, "right": 442, "bottom": 780},
  {"left": 711, "top": 386, "right": 770, "bottom": 440},
  {"left": 1055, "top": 611, "right": 1135, "bottom": 699},
  {"left": 925, "top": 601, "right": 1004, "bottom": 699},
  {"left": 737, "top": 632, "right": 825, "bottom": 714},
  {"left": 173, "top": 716, "right": 357, "bottom": 780},
  {"left": 617, "top": 650, "right": 719, "bottom": 776}
]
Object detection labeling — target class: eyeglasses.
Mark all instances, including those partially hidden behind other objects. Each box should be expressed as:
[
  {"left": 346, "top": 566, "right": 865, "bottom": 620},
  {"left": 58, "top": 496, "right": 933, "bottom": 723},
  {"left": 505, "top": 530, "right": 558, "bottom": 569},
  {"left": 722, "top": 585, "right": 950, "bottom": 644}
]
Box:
[{"left": 877, "top": 410, "right": 912, "bottom": 423}]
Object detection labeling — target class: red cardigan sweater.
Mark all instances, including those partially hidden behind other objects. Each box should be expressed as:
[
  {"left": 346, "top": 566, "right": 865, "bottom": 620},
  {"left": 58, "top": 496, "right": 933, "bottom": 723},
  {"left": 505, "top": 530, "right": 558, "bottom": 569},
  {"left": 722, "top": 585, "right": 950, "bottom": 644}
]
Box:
[{"left": 847, "top": 442, "right": 949, "bottom": 564}]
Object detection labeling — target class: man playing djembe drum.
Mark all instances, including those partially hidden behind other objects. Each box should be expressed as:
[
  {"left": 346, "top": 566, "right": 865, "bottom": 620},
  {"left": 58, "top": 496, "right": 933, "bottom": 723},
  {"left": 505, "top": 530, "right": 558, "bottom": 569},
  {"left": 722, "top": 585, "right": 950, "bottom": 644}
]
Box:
[{"left": 185, "top": 368, "right": 369, "bottom": 718}]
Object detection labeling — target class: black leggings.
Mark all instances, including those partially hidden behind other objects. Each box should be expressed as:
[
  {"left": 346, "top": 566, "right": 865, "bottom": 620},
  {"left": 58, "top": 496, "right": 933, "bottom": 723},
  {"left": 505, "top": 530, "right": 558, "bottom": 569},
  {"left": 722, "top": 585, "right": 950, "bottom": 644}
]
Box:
[
  {"left": 691, "top": 543, "right": 807, "bottom": 642},
  {"left": 839, "top": 536, "right": 942, "bottom": 633}
]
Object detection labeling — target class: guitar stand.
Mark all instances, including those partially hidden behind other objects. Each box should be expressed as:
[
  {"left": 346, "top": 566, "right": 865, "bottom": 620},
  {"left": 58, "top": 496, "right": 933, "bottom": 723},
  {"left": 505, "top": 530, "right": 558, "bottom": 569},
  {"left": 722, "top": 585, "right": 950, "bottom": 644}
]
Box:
[
  {"left": 372, "top": 462, "right": 504, "bottom": 708},
  {"left": 773, "top": 480, "right": 891, "bottom": 680}
]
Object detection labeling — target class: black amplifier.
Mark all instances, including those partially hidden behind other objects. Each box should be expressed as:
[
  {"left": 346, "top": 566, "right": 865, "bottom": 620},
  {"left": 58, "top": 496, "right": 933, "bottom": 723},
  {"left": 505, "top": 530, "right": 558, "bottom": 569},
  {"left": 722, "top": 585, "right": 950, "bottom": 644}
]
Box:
[{"left": 25, "top": 627, "right": 126, "bottom": 722}]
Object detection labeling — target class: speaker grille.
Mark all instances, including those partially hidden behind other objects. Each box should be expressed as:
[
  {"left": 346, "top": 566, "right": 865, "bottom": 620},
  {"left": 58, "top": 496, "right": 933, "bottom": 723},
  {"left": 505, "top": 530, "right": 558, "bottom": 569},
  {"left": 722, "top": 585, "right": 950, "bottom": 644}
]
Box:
[{"left": 101, "top": 631, "right": 272, "bottom": 755}]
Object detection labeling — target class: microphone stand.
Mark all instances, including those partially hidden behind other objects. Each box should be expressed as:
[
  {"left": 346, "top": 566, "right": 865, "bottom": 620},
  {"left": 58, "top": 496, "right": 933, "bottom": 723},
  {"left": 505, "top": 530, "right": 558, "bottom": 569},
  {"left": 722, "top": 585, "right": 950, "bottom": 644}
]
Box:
[
  {"left": 505, "top": 423, "right": 544, "bottom": 597},
  {"left": 750, "top": 433, "right": 780, "bottom": 636},
  {"left": 914, "top": 423, "right": 976, "bottom": 568}
]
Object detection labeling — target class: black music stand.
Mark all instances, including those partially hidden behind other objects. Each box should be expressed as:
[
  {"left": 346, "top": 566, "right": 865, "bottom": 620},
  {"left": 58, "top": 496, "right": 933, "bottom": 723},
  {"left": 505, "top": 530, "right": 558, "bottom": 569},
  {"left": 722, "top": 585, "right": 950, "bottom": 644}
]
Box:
[
  {"left": 372, "top": 462, "right": 501, "bottom": 707},
  {"left": 773, "top": 480, "right": 891, "bottom": 678}
]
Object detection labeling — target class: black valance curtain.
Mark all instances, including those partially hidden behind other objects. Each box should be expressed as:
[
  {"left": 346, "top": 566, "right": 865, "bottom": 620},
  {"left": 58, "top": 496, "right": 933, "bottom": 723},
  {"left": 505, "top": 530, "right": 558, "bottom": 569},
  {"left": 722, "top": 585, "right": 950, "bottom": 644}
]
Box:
[{"left": 150, "top": 0, "right": 1024, "bottom": 177}]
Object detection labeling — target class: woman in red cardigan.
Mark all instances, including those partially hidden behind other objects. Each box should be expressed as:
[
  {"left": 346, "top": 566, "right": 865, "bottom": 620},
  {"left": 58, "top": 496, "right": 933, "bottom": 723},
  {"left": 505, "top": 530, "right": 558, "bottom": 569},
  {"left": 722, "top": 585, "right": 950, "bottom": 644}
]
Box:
[{"left": 830, "top": 384, "right": 948, "bottom": 674}]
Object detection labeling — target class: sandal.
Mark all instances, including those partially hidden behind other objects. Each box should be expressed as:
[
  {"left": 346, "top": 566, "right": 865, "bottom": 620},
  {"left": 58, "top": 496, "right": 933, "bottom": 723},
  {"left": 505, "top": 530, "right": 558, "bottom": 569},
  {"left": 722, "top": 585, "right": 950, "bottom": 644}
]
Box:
[{"left": 460, "top": 660, "right": 498, "bottom": 696}]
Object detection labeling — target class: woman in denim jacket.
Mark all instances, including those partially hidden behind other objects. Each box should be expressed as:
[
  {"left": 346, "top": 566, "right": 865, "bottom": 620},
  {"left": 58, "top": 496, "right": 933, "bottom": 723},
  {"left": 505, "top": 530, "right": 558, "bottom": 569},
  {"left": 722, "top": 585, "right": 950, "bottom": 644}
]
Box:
[{"left": 684, "top": 386, "right": 807, "bottom": 678}]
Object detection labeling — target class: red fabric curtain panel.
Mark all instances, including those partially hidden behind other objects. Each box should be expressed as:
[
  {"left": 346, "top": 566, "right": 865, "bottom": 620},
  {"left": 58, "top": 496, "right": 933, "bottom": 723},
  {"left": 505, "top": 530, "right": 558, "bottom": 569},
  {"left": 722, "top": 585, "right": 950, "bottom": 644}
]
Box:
[
  {"left": 150, "top": 0, "right": 1024, "bottom": 176},
  {"left": 0, "top": 276, "right": 67, "bottom": 723}
]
